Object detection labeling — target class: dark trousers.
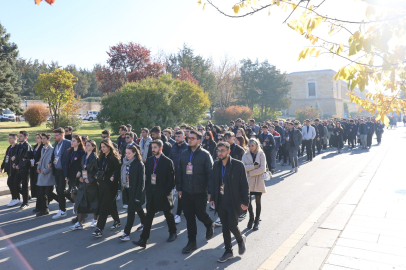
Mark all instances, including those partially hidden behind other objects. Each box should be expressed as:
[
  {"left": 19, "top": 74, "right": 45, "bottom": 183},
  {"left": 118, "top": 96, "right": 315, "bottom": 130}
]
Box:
[
  {"left": 55, "top": 169, "right": 67, "bottom": 212},
  {"left": 315, "top": 138, "right": 322, "bottom": 153},
  {"left": 97, "top": 201, "right": 120, "bottom": 231},
  {"left": 301, "top": 141, "right": 305, "bottom": 155},
  {"left": 217, "top": 206, "right": 243, "bottom": 251},
  {"left": 283, "top": 144, "right": 289, "bottom": 164},
  {"left": 38, "top": 185, "right": 58, "bottom": 212},
  {"left": 367, "top": 133, "right": 373, "bottom": 147},
  {"left": 176, "top": 196, "right": 183, "bottom": 216},
  {"left": 122, "top": 188, "right": 129, "bottom": 205},
  {"left": 124, "top": 203, "right": 146, "bottom": 235},
  {"left": 15, "top": 171, "right": 29, "bottom": 204},
  {"left": 7, "top": 173, "right": 19, "bottom": 200},
  {"left": 278, "top": 146, "right": 284, "bottom": 162},
  {"left": 304, "top": 140, "right": 313, "bottom": 160},
  {"left": 30, "top": 167, "right": 38, "bottom": 198},
  {"left": 182, "top": 191, "right": 213, "bottom": 242},
  {"left": 376, "top": 132, "right": 382, "bottom": 143},
  {"left": 312, "top": 138, "right": 316, "bottom": 156},
  {"left": 264, "top": 150, "right": 272, "bottom": 170},
  {"left": 141, "top": 197, "right": 176, "bottom": 240}
]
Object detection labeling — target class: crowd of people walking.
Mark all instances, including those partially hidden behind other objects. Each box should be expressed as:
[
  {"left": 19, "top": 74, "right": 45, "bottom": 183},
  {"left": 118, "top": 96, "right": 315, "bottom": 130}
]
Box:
[{"left": 0, "top": 116, "right": 387, "bottom": 262}]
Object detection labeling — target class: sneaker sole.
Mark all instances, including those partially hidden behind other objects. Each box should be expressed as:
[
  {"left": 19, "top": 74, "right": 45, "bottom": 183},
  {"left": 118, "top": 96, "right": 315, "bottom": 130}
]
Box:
[
  {"left": 182, "top": 247, "right": 197, "bottom": 254},
  {"left": 92, "top": 234, "right": 103, "bottom": 238},
  {"left": 120, "top": 238, "right": 130, "bottom": 242},
  {"left": 218, "top": 256, "right": 234, "bottom": 263},
  {"left": 110, "top": 225, "right": 121, "bottom": 231}
]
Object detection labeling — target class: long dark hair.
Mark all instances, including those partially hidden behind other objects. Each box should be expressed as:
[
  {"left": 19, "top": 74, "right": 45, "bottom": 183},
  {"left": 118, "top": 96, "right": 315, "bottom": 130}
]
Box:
[
  {"left": 236, "top": 136, "right": 247, "bottom": 150},
  {"left": 67, "top": 135, "right": 84, "bottom": 155},
  {"left": 99, "top": 139, "right": 121, "bottom": 161},
  {"left": 205, "top": 131, "right": 214, "bottom": 142},
  {"left": 86, "top": 140, "right": 97, "bottom": 154}
]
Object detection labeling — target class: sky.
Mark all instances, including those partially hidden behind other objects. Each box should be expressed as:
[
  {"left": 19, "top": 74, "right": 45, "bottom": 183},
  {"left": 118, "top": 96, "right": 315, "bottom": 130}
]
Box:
[{"left": 0, "top": 0, "right": 369, "bottom": 75}]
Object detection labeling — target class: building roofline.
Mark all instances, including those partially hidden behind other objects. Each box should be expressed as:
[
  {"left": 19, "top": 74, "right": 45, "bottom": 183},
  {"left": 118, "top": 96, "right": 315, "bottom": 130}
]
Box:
[{"left": 288, "top": 69, "right": 336, "bottom": 75}]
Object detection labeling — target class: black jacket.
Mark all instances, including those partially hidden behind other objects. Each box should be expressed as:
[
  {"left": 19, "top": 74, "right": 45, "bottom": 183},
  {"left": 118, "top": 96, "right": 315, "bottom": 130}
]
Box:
[
  {"left": 14, "top": 141, "right": 33, "bottom": 173},
  {"left": 127, "top": 159, "right": 145, "bottom": 206},
  {"left": 210, "top": 157, "right": 250, "bottom": 218},
  {"left": 168, "top": 141, "right": 188, "bottom": 175},
  {"left": 375, "top": 123, "right": 384, "bottom": 134},
  {"left": 145, "top": 154, "right": 175, "bottom": 212},
  {"left": 116, "top": 136, "right": 126, "bottom": 150},
  {"left": 202, "top": 140, "right": 216, "bottom": 156},
  {"left": 229, "top": 143, "right": 245, "bottom": 161},
  {"left": 98, "top": 153, "right": 121, "bottom": 195},
  {"left": 177, "top": 145, "right": 213, "bottom": 195},
  {"left": 67, "top": 148, "right": 86, "bottom": 179},
  {"left": 346, "top": 124, "right": 358, "bottom": 138},
  {"left": 258, "top": 133, "right": 275, "bottom": 152},
  {"left": 147, "top": 135, "right": 172, "bottom": 160},
  {"left": 315, "top": 124, "right": 325, "bottom": 139},
  {"left": 366, "top": 122, "right": 375, "bottom": 135},
  {"left": 75, "top": 152, "right": 99, "bottom": 214},
  {"left": 1, "top": 144, "right": 18, "bottom": 174}
]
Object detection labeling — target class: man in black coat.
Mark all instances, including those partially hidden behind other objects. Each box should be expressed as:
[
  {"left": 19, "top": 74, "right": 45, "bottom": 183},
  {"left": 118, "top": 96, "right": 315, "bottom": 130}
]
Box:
[
  {"left": 13, "top": 131, "right": 33, "bottom": 210},
  {"left": 314, "top": 119, "right": 324, "bottom": 155},
  {"left": 133, "top": 140, "right": 177, "bottom": 248},
  {"left": 168, "top": 130, "right": 188, "bottom": 223},
  {"left": 177, "top": 130, "right": 215, "bottom": 254},
  {"left": 116, "top": 125, "right": 128, "bottom": 151},
  {"left": 147, "top": 126, "right": 172, "bottom": 159},
  {"left": 2, "top": 133, "right": 19, "bottom": 207},
  {"left": 375, "top": 120, "right": 384, "bottom": 145},
  {"left": 366, "top": 117, "right": 375, "bottom": 149},
  {"left": 346, "top": 120, "right": 358, "bottom": 149},
  {"left": 210, "top": 142, "right": 249, "bottom": 263},
  {"left": 224, "top": 131, "right": 245, "bottom": 161},
  {"left": 258, "top": 125, "right": 275, "bottom": 170}
]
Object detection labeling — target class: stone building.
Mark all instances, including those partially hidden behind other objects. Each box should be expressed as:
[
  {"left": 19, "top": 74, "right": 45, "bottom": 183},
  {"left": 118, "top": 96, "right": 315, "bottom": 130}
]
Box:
[{"left": 285, "top": 69, "right": 364, "bottom": 118}]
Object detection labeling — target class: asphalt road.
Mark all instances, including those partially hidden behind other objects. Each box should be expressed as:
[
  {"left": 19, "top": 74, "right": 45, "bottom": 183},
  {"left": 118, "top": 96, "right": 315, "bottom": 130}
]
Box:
[{"left": 0, "top": 128, "right": 401, "bottom": 270}]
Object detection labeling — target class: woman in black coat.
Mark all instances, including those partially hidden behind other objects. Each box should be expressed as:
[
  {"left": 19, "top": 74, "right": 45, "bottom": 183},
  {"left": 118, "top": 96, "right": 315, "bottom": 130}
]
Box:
[
  {"left": 71, "top": 140, "right": 99, "bottom": 230},
  {"left": 67, "top": 135, "right": 86, "bottom": 204},
  {"left": 202, "top": 131, "right": 217, "bottom": 156},
  {"left": 119, "top": 145, "right": 146, "bottom": 241},
  {"left": 333, "top": 122, "right": 344, "bottom": 154},
  {"left": 92, "top": 139, "right": 121, "bottom": 238},
  {"left": 30, "top": 133, "right": 43, "bottom": 212}
]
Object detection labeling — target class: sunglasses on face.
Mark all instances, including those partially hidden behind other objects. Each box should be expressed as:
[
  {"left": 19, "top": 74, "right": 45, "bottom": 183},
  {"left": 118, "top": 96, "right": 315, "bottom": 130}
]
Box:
[
  {"left": 101, "top": 136, "right": 108, "bottom": 139},
  {"left": 218, "top": 138, "right": 223, "bottom": 141},
  {"left": 188, "top": 137, "right": 197, "bottom": 141},
  {"left": 125, "top": 137, "right": 131, "bottom": 139}
]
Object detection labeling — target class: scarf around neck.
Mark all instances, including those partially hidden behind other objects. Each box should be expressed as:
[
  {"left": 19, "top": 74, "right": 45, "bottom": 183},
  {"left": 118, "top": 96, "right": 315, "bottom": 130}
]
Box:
[{"left": 121, "top": 157, "right": 135, "bottom": 190}]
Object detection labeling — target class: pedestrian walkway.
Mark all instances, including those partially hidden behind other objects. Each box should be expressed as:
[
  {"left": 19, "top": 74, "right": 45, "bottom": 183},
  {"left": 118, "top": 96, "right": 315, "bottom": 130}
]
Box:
[
  {"left": 0, "top": 177, "right": 9, "bottom": 196},
  {"left": 282, "top": 128, "right": 406, "bottom": 270}
]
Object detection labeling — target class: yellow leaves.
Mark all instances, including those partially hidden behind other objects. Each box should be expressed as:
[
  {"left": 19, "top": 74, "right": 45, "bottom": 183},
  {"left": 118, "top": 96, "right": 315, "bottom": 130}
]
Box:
[
  {"left": 233, "top": 5, "right": 240, "bottom": 14},
  {"left": 198, "top": 0, "right": 201, "bottom": 5},
  {"left": 203, "top": 3, "right": 206, "bottom": 10},
  {"left": 336, "top": 44, "right": 344, "bottom": 55},
  {"left": 268, "top": 8, "right": 271, "bottom": 16},
  {"left": 316, "top": 50, "right": 321, "bottom": 57},
  {"left": 297, "top": 47, "right": 318, "bottom": 61},
  {"left": 366, "top": 5, "right": 375, "bottom": 19},
  {"left": 288, "top": 19, "right": 298, "bottom": 29}
]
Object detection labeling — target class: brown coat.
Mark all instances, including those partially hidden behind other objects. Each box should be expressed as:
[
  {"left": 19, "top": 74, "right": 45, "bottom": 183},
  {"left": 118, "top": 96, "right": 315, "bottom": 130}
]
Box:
[{"left": 242, "top": 149, "right": 267, "bottom": 193}]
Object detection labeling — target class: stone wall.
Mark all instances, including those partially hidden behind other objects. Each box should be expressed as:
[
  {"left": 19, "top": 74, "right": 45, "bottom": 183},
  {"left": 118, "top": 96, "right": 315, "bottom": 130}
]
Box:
[
  {"left": 21, "top": 100, "right": 101, "bottom": 115},
  {"left": 286, "top": 69, "right": 365, "bottom": 118}
]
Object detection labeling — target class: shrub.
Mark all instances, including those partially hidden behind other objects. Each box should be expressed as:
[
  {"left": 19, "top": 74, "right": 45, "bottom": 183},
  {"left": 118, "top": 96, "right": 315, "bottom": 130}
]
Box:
[
  {"left": 214, "top": 106, "right": 253, "bottom": 125},
  {"left": 23, "top": 104, "right": 49, "bottom": 127},
  {"left": 295, "top": 107, "right": 321, "bottom": 123}
]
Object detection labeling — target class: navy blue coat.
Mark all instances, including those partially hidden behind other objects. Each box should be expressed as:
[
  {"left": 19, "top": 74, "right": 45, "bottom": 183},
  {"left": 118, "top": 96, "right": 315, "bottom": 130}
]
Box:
[{"left": 51, "top": 139, "right": 71, "bottom": 178}]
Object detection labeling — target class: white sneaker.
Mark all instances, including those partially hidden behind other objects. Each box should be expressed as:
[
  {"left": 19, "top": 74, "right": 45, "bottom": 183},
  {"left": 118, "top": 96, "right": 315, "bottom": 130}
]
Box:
[
  {"left": 174, "top": 215, "right": 181, "bottom": 224},
  {"left": 119, "top": 231, "right": 130, "bottom": 241},
  {"left": 7, "top": 199, "right": 16, "bottom": 207},
  {"left": 70, "top": 222, "right": 83, "bottom": 231},
  {"left": 90, "top": 219, "right": 97, "bottom": 228},
  {"left": 116, "top": 192, "right": 121, "bottom": 201},
  {"left": 123, "top": 204, "right": 128, "bottom": 209},
  {"left": 52, "top": 210, "right": 67, "bottom": 220},
  {"left": 295, "top": 167, "right": 298, "bottom": 173},
  {"left": 214, "top": 217, "right": 222, "bottom": 227},
  {"left": 290, "top": 168, "right": 295, "bottom": 172}
]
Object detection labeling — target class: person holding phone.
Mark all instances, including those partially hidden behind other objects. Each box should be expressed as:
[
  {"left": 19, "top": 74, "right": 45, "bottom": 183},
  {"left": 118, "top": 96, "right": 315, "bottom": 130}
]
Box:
[{"left": 242, "top": 139, "right": 267, "bottom": 231}]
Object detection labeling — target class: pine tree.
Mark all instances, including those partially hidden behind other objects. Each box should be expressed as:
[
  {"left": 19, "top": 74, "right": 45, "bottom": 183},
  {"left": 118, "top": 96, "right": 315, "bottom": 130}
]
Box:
[{"left": 0, "top": 23, "right": 23, "bottom": 115}]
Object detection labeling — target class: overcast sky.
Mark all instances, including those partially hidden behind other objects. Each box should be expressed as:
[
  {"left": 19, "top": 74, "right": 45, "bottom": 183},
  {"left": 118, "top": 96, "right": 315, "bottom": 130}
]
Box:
[{"left": 1, "top": 0, "right": 368, "bottom": 75}]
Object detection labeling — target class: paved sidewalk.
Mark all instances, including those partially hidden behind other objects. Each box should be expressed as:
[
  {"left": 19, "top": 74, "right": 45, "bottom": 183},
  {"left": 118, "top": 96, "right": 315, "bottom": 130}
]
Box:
[
  {"left": 0, "top": 176, "right": 9, "bottom": 196},
  {"left": 284, "top": 129, "right": 406, "bottom": 270}
]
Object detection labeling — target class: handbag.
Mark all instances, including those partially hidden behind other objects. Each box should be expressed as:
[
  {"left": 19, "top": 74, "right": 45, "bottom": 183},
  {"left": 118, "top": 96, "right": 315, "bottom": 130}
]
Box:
[{"left": 262, "top": 169, "right": 272, "bottom": 180}]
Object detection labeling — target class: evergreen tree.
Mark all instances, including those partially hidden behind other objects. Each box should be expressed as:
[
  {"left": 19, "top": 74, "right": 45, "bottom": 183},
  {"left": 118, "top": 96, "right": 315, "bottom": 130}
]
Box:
[{"left": 0, "top": 23, "right": 23, "bottom": 114}]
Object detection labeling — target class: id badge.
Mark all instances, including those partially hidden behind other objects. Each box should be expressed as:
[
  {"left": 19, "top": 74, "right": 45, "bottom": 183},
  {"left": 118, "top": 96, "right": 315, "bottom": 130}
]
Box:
[
  {"left": 151, "top": 174, "right": 156, "bottom": 185},
  {"left": 53, "top": 156, "right": 59, "bottom": 165},
  {"left": 126, "top": 174, "right": 129, "bottom": 188},
  {"left": 30, "top": 159, "right": 35, "bottom": 167},
  {"left": 186, "top": 163, "right": 193, "bottom": 175},
  {"left": 82, "top": 170, "right": 88, "bottom": 179},
  {"left": 5, "top": 155, "right": 9, "bottom": 163},
  {"left": 220, "top": 184, "right": 224, "bottom": 195}
]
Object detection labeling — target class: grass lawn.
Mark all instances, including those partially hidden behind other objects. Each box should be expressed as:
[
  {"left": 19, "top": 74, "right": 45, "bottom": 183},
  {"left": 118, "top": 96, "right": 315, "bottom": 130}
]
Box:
[{"left": 0, "top": 121, "right": 118, "bottom": 175}]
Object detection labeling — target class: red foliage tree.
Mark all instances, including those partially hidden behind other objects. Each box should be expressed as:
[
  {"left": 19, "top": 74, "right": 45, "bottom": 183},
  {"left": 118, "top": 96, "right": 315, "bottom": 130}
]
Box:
[
  {"left": 97, "top": 42, "right": 165, "bottom": 94},
  {"left": 178, "top": 67, "right": 199, "bottom": 85}
]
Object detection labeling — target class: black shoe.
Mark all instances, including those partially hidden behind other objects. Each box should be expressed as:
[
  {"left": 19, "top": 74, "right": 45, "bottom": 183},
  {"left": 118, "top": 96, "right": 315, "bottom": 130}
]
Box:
[
  {"left": 71, "top": 217, "right": 78, "bottom": 224},
  {"left": 206, "top": 222, "right": 215, "bottom": 240},
  {"left": 253, "top": 220, "right": 260, "bottom": 231},
  {"left": 36, "top": 211, "right": 49, "bottom": 217},
  {"left": 132, "top": 238, "right": 147, "bottom": 248},
  {"left": 247, "top": 216, "right": 254, "bottom": 229},
  {"left": 20, "top": 204, "right": 29, "bottom": 210},
  {"left": 32, "top": 208, "right": 40, "bottom": 213},
  {"left": 271, "top": 169, "right": 275, "bottom": 174},
  {"left": 110, "top": 221, "right": 121, "bottom": 230},
  {"left": 167, "top": 233, "right": 177, "bottom": 242},
  {"left": 238, "top": 235, "right": 246, "bottom": 255},
  {"left": 218, "top": 250, "right": 234, "bottom": 263},
  {"left": 92, "top": 228, "right": 103, "bottom": 238},
  {"left": 182, "top": 241, "right": 197, "bottom": 254}
]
